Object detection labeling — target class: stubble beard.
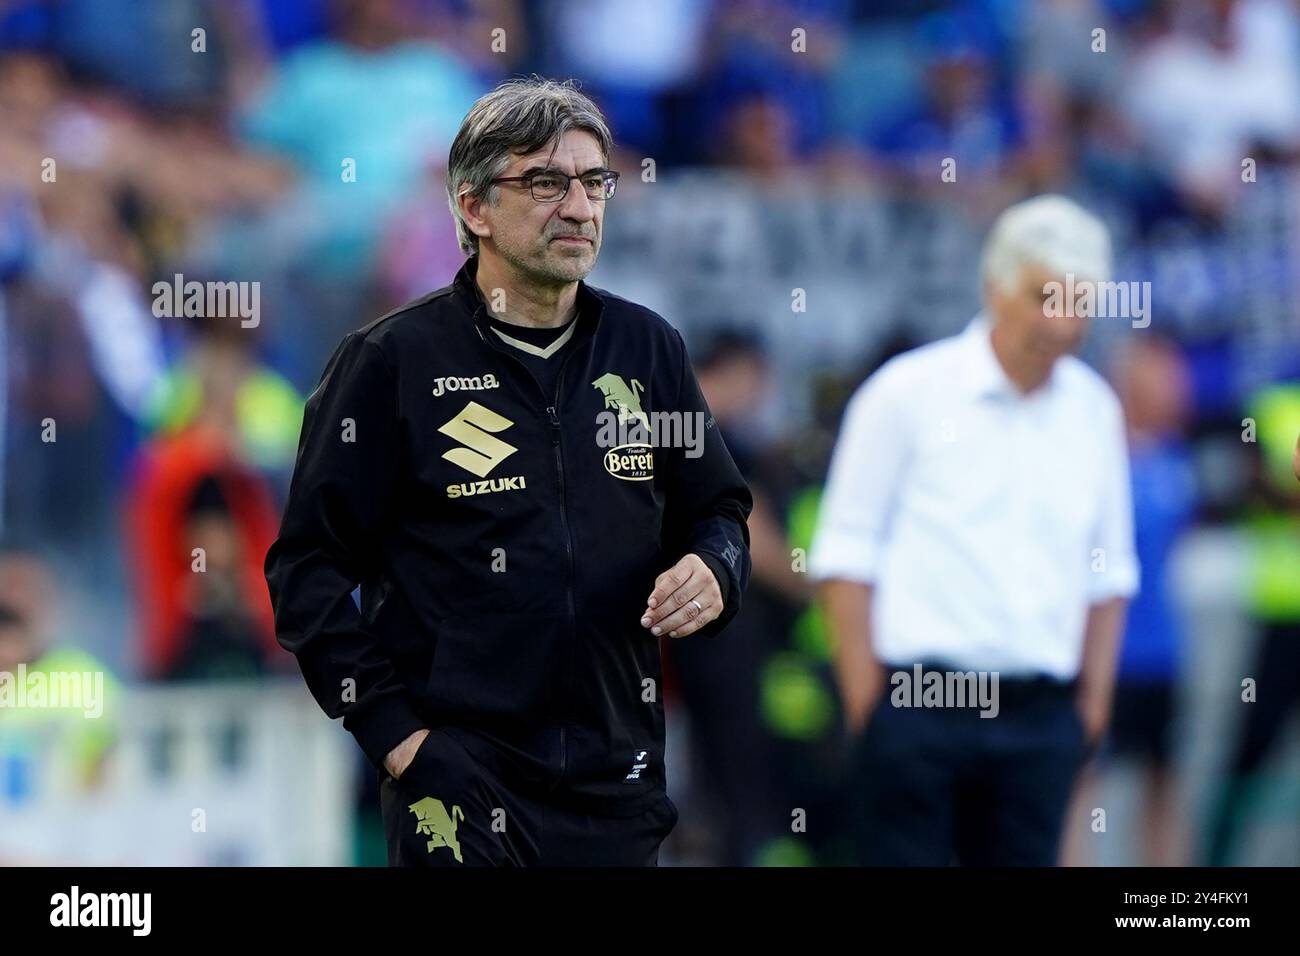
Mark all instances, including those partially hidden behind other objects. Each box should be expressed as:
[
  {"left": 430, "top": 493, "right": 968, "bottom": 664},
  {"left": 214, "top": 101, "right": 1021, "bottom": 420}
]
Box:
[{"left": 498, "top": 231, "right": 599, "bottom": 287}]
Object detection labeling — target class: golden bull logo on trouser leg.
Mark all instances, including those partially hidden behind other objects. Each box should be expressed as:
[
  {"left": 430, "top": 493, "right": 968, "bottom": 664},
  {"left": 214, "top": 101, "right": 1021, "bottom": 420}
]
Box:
[{"left": 408, "top": 797, "right": 465, "bottom": 862}]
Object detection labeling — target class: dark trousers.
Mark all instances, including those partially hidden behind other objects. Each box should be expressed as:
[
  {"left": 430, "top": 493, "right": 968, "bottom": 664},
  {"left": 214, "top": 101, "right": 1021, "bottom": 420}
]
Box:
[
  {"left": 1206, "top": 622, "right": 1300, "bottom": 865},
  {"left": 664, "top": 601, "right": 781, "bottom": 866},
  {"left": 847, "top": 667, "right": 1088, "bottom": 866},
  {"left": 379, "top": 728, "right": 679, "bottom": 867}
]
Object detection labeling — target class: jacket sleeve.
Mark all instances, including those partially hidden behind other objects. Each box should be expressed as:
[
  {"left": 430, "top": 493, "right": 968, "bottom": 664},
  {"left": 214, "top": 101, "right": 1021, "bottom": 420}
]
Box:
[
  {"left": 659, "top": 328, "right": 754, "bottom": 638},
  {"left": 264, "top": 332, "right": 426, "bottom": 770}
]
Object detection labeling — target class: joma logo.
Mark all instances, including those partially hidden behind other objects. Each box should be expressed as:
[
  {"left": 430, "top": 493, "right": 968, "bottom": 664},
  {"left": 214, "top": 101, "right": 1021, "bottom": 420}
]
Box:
[{"left": 432, "top": 373, "right": 499, "bottom": 397}]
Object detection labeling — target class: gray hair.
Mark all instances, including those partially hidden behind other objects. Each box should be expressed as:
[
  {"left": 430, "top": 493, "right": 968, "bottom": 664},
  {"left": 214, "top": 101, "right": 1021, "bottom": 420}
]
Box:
[
  {"left": 446, "top": 76, "right": 613, "bottom": 256},
  {"left": 981, "top": 194, "right": 1112, "bottom": 293}
]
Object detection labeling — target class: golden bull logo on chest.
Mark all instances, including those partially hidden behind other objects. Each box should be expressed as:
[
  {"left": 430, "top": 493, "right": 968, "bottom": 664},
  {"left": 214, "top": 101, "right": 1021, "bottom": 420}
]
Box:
[
  {"left": 408, "top": 797, "right": 465, "bottom": 862},
  {"left": 593, "top": 373, "right": 655, "bottom": 479},
  {"left": 591, "top": 373, "right": 649, "bottom": 431}
]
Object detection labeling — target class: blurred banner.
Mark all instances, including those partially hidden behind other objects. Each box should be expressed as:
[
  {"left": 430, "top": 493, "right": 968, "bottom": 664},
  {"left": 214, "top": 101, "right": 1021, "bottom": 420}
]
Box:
[{"left": 0, "top": 679, "right": 353, "bottom": 865}]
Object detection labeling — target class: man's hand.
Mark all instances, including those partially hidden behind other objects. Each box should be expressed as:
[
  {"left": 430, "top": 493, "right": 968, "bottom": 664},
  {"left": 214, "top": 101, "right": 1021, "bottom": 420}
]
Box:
[
  {"left": 1076, "top": 597, "right": 1126, "bottom": 756},
  {"left": 384, "top": 728, "right": 430, "bottom": 781},
  {"left": 1075, "top": 688, "right": 1110, "bottom": 752},
  {"left": 818, "top": 580, "right": 883, "bottom": 740},
  {"left": 640, "top": 554, "right": 723, "bottom": 638},
  {"left": 845, "top": 660, "right": 888, "bottom": 737}
]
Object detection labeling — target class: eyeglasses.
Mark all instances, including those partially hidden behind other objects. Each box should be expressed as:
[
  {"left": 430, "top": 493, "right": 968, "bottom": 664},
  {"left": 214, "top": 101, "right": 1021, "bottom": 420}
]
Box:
[{"left": 490, "top": 169, "right": 620, "bottom": 203}]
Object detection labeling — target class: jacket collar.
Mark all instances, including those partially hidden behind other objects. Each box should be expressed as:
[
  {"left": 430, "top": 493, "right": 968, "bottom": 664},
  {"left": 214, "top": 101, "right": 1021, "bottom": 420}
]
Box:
[{"left": 452, "top": 255, "right": 604, "bottom": 335}]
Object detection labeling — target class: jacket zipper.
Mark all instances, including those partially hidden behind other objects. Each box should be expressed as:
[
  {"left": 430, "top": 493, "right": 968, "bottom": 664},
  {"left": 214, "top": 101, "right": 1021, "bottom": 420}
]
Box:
[
  {"left": 546, "top": 396, "right": 576, "bottom": 791},
  {"left": 473, "top": 314, "right": 579, "bottom": 791}
]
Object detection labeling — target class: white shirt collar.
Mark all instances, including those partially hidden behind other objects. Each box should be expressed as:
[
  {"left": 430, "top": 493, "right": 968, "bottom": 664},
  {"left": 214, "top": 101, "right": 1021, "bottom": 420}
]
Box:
[{"left": 962, "top": 312, "right": 1060, "bottom": 401}]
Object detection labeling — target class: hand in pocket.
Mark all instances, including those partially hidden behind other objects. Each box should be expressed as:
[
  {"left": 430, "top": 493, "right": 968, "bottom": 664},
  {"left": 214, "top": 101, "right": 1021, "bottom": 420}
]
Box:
[{"left": 385, "top": 728, "right": 432, "bottom": 781}]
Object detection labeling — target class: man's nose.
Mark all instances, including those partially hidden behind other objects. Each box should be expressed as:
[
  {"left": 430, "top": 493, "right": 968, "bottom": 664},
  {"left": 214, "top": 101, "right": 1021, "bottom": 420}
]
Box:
[{"left": 557, "top": 180, "right": 596, "bottom": 222}]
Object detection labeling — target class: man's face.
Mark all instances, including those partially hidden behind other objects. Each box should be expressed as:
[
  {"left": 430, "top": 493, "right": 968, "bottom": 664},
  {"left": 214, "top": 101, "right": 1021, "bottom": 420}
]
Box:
[
  {"left": 1115, "top": 340, "right": 1189, "bottom": 435},
  {"left": 0, "top": 621, "right": 30, "bottom": 674},
  {"left": 0, "top": 556, "right": 50, "bottom": 672},
  {"left": 702, "top": 354, "right": 770, "bottom": 422},
  {"left": 988, "top": 262, "right": 1090, "bottom": 367},
  {"left": 473, "top": 129, "right": 606, "bottom": 285}
]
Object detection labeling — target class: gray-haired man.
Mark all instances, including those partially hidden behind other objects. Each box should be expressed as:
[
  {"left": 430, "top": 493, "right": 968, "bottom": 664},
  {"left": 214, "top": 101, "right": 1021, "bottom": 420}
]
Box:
[
  {"left": 811, "top": 195, "right": 1140, "bottom": 865},
  {"left": 265, "top": 77, "right": 752, "bottom": 866}
]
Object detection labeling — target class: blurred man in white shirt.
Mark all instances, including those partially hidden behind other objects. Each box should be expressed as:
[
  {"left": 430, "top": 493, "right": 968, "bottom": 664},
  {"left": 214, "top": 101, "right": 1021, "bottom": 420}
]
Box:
[{"left": 811, "top": 195, "right": 1139, "bottom": 865}]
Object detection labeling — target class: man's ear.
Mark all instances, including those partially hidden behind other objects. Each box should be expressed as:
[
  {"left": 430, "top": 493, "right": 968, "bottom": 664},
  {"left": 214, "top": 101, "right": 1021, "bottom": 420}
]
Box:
[
  {"left": 982, "top": 276, "right": 1002, "bottom": 313},
  {"left": 458, "top": 188, "right": 492, "bottom": 244}
]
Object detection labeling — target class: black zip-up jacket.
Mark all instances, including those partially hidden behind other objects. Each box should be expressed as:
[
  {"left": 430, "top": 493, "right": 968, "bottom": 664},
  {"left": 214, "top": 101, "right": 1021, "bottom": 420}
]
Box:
[{"left": 265, "top": 257, "right": 752, "bottom": 814}]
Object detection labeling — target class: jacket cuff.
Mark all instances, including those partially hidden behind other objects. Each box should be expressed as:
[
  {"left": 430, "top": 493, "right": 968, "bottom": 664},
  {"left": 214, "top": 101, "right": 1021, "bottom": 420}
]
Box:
[
  {"left": 344, "top": 694, "right": 428, "bottom": 772},
  {"left": 696, "top": 551, "right": 738, "bottom": 639},
  {"left": 699, "top": 552, "right": 731, "bottom": 609}
]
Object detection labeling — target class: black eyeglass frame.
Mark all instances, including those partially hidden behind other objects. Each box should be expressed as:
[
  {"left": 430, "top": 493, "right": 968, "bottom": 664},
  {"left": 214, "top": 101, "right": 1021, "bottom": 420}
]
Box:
[{"left": 489, "top": 168, "right": 621, "bottom": 202}]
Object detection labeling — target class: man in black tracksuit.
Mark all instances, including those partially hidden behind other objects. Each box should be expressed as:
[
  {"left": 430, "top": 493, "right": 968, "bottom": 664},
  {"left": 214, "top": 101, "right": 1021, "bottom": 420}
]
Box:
[{"left": 264, "top": 78, "right": 752, "bottom": 866}]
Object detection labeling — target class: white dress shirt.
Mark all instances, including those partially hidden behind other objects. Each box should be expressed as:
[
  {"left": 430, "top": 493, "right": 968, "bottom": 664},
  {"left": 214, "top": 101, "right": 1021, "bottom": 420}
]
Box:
[{"left": 810, "top": 315, "right": 1140, "bottom": 679}]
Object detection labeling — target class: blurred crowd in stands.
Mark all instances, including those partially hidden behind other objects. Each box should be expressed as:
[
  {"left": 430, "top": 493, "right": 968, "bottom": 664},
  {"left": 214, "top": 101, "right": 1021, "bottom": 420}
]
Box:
[{"left": 1, "top": 0, "right": 1298, "bottom": 865}]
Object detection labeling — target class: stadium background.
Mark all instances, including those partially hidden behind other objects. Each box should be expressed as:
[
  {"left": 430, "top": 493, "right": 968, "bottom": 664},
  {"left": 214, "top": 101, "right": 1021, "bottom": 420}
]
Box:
[{"left": 0, "top": 0, "right": 1298, "bottom": 865}]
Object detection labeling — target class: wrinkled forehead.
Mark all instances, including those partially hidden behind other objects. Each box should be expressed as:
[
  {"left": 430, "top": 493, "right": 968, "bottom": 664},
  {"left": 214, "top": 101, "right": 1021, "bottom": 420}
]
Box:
[{"left": 502, "top": 130, "right": 607, "bottom": 176}]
